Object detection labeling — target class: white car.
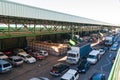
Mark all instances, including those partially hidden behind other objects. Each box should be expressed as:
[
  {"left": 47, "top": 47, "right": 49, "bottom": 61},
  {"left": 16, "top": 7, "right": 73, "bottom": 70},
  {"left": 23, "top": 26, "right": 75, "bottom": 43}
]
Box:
[
  {"left": 38, "top": 50, "right": 48, "bottom": 57},
  {"left": 61, "top": 69, "right": 79, "bottom": 80},
  {"left": 17, "top": 53, "right": 36, "bottom": 63},
  {"left": 29, "top": 77, "right": 49, "bottom": 80},
  {"left": 87, "top": 50, "right": 100, "bottom": 64},
  {"left": 8, "top": 56, "right": 24, "bottom": 66},
  {"left": 0, "top": 52, "right": 8, "bottom": 60}
]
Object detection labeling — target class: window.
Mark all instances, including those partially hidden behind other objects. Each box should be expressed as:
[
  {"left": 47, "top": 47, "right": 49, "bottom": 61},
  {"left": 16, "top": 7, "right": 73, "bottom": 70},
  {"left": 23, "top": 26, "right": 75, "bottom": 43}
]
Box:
[
  {"left": 9, "top": 58, "right": 12, "bottom": 61},
  {"left": 3, "top": 63, "right": 10, "bottom": 67},
  {"left": 75, "top": 72, "right": 78, "bottom": 77},
  {"left": 71, "top": 76, "right": 74, "bottom": 80}
]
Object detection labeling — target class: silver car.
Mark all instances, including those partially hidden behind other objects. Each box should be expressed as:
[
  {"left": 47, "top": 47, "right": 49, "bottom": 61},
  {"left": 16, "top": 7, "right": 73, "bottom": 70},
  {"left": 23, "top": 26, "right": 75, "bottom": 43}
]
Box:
[{"left": 8, "top": 56, "right": 24, "bottom": 66}]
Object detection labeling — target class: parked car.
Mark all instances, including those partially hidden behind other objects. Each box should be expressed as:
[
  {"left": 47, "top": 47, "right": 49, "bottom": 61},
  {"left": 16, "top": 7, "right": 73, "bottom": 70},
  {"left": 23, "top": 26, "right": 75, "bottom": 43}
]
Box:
[
  {"left": 17, "top": 53, "right": 36, "bottom": 63},
  {"left": 0, "top": 52, "right": 8, "bottom": 60},
  {"left": 77, "top": 59, "right": 90, "bottom": 73},
  {"left": 29, "top": 52, "right": 45, "bottom": 60},
  {"left": 29, "top": 77, "right": 50, "bottom": 80},
  {"left": 0, "top": 60, "right": 12, "bottom": 73},
  {"left": 90, "top": 73, "right": 105, "bottom": 80},
  {"left": 13, "top": 48, "right": 27, "bottom": 54},
  {"left": 8, "top": 56, "right": 24, "bottom": 66},
  {"left": 61, "top": 69, "right": 79, "bottom": 80},
  {"left": 4, "top": 50, "right": 13, "bottom": 56},
  {"left": 50, "top": 63, "right": 70, "bottom": 76},
  {"left": 38, "top": 50, "right": 48, "bottom": 57}
]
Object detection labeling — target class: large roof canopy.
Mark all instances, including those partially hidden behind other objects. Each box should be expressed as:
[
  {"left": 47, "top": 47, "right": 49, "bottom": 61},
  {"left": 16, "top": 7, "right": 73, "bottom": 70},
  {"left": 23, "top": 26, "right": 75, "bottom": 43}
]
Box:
[{"left": 0, "top": 0, "right": 116, "bottom": 26}]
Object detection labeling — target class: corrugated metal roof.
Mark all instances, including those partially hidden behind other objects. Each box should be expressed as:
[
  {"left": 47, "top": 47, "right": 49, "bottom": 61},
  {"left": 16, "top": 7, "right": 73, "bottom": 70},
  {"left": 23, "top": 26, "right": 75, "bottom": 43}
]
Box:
[{"left": 0, "top": 0, "right": 116, "bottom": 26}]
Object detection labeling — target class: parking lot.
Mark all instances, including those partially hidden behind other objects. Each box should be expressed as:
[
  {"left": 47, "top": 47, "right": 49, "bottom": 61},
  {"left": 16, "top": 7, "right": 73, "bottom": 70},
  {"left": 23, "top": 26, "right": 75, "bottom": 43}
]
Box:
[{"left": 0, "top": 37, "right": 119, "bottom": 80}]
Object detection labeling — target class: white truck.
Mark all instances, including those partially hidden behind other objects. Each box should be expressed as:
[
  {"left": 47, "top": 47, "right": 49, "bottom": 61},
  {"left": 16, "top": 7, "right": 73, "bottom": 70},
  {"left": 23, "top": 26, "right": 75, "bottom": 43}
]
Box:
[{"left": 66, "top": 44, "right": 92, "bottom": 64}]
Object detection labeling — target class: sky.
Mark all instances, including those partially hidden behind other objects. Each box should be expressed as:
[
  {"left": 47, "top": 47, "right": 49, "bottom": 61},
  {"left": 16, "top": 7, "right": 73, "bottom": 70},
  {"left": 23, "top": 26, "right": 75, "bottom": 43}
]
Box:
[{"left": 8, "top": 0, "right": 120, "bottom": 25}]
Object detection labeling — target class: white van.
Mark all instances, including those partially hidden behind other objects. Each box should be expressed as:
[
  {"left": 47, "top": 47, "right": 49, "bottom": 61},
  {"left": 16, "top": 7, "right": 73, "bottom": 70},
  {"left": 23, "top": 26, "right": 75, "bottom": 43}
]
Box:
[
  {"left": 87, "top": 50, "right": 100, "bottom": 64},
  {"left": 61, "top": 69, "right": 79, "bottom": 80}
]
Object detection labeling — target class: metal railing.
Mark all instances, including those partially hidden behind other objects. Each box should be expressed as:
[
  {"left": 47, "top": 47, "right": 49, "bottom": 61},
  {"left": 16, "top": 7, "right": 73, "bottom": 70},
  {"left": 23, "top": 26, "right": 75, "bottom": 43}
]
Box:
[{"left": 108, "top": 48, "right": 120, "bottom": 80}]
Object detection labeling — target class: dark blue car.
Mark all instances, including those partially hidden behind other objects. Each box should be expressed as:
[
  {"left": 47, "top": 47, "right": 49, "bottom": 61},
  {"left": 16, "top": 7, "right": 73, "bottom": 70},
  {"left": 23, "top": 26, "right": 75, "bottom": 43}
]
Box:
[
  {"left": 77, "top": 59, "right": 90, "bottom": 73},
  {"left": 90, "top": 73, "right": 105, "bottom": 80}
]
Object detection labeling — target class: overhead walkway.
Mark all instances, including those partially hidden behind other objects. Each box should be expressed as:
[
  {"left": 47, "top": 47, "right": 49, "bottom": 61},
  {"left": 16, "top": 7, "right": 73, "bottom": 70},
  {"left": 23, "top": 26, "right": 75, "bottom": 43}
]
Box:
[{"left": 108, "top": 48, "right": 120, "bottom": 80}]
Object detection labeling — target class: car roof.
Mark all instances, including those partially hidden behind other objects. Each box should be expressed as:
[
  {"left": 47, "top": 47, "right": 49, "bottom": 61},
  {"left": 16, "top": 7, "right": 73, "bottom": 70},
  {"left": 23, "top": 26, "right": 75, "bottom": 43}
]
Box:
[
  {"left": 18, "top": 52, "right": 28, "bottom": 56},
  {"left": 10, "top": 56, "right": 21, "bottom": 59},
  {"left": 92, "top": 73, "right": 104, "bottom": 79},
  {"left": 40, "top": 50, "right": 47, "bottom": 52},
  {"left": 61, "top": 69, "right": 77, "bottom": 79},
  {"left": 61, "top": 73, "right": 73, "bottom": 79},
  {"left": 89, "top": 50, "right": 100, "bottom": 56},
  {"left": 66, "top": 69, "right": 77, "bottom": 74},
  {"left": 0, "top": 60, "right": 9, "bottom": 64},
  {"left": 53, "top": 63, "right": 68, "bottom": 68}
]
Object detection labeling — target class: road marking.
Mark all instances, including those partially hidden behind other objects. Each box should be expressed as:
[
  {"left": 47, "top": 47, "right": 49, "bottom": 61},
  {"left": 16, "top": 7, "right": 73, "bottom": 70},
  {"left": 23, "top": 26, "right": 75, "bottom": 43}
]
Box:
[
  {"left": 101, "top": 58, "right": 111, "bottom": 73},
  {"left": 109, "top": 54, "right": 112, "bottom": 58}
]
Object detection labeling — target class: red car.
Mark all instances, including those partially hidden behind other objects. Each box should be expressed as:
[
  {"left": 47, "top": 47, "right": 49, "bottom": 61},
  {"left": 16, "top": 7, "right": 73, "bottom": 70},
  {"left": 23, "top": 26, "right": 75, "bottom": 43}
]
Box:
[
  {"left": 30, "top": 52, "right": 45, "bottom": 60},
  {"left": 4, "top": 50, "right": 13, "bottom": 56}
]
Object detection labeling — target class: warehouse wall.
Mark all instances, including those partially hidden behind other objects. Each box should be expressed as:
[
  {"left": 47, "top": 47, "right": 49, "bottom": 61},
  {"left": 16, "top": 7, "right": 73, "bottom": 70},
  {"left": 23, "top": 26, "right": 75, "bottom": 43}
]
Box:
[{"left": 0, "top": 37, "right": 27, "bottom": 50}]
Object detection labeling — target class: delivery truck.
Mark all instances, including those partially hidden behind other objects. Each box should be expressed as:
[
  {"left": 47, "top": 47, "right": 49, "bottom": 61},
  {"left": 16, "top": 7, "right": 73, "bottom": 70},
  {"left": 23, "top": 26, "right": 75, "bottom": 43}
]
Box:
[{"left": 66, "top": 43, "right": 92, "bottom": 64}]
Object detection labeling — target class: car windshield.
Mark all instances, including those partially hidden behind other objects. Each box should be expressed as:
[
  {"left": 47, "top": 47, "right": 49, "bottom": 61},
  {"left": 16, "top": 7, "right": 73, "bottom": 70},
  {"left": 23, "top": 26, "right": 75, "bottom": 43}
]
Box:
[
  {"left": 100, "top": 49, "right": 104, "bottom": 52},
  {"left": 78, "top": 61, "right": 86, "bottom": 69},
  {"left": 26, "top": 55, "right": 32, "bottom": 58},
  {"left": 39, "top": 77, "right": 48, "bottom": 80},
  {"left": 44, "top": 52, "right": 47, "bottom": 54},
  {"left": 0, "top": 53, "right": 4, "bottom": 56},
  {"left": 68, "top": 53, "right": 76, "bottom": 57},
  {"left": 3, "top": 63, "right": 10, "bottom": 67},
  {"left": 14, "top": 58, "right": 22, "bottom": 62},
  {"left": 61, "top": 79, "right": 67, "bottom": 80},
  {"left": 88, "top": 55, "right": 97, "bottom": 59}
]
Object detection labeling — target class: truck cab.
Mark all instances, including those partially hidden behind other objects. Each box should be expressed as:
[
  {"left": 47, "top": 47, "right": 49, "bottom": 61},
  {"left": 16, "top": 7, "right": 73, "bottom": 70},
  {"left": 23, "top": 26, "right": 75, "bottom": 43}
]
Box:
[
  {"left": 66, "top": 44, "right": 92, "bottom": 64},
  {"left": 66, "top": 50, "right": 80, "bottom": 64}
]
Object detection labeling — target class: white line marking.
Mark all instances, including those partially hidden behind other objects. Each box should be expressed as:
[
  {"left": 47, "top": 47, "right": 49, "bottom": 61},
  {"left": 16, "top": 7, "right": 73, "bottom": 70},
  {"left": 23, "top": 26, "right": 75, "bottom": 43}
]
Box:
[
  {"left": 101, "top": 58, "right": 111, "bottom": 73},
  {"left": 109, "top": 54, "right": 112, "bottom": 58}
]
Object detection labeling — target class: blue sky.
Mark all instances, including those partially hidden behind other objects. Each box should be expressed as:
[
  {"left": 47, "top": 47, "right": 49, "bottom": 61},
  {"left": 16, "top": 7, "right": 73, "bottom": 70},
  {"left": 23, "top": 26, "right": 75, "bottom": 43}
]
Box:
[{"left": 9, "top": 0, "right": 120, "bottom": 25}]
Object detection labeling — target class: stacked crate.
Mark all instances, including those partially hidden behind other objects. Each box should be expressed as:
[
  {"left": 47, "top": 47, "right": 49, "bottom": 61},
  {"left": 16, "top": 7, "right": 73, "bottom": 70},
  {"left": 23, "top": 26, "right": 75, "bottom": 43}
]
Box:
[{"left": 28, "top": 41, "right": 68, "bottom": 56}]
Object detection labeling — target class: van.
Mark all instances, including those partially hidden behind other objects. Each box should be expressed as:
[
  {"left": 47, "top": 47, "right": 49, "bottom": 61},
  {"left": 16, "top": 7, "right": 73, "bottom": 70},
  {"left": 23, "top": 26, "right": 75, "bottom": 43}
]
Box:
[
  {"left": 0, "top": 60, "right": 12, "bottom": 73},
  {"left": 61, "top": 69, "right": 79, "bottom": 80},
  {"left": 87, "top": 50, "right": 100, "bottom": 64}
]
